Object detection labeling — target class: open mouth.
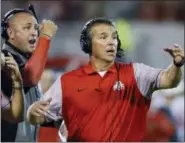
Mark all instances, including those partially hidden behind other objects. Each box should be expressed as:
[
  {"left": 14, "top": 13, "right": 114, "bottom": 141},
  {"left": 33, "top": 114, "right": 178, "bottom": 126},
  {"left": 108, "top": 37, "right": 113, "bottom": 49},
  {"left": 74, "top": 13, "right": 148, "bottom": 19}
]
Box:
[
  {"left": 28, "top": 38, "right": 36, "bottom": 48},
  {"left": 106, "top": 49, "right": 115, "bottom": 54},
  {"left": 29, "top": 39, "right": 36, "bottom": 44}
]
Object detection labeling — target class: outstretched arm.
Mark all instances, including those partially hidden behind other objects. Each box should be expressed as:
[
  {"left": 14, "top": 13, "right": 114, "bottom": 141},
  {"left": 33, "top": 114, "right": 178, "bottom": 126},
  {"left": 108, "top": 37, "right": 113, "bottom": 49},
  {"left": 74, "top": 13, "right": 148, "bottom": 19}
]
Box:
[{"left": 133, "top": 44, "right": 184, "bottom": 99}]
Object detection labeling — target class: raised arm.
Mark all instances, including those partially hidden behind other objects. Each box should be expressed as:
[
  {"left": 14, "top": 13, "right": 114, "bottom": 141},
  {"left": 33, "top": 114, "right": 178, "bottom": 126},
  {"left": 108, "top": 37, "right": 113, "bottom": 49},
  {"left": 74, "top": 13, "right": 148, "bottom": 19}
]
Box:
[
  {"left": 22, "top": 20, "right": 57, "bottom": 86},
  {"left": 1, "top": 53, "right": 24, "bottom": 123}
]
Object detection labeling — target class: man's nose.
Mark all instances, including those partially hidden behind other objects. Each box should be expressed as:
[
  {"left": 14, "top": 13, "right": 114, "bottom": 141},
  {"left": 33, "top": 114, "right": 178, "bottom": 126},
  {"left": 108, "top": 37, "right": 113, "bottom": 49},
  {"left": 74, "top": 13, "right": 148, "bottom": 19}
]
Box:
[
  {"left": 31, "top": 28, "right": 38, "bottom": 37},
  {"left": 108, "top": 38, "right": 116, "bottom": 46}
]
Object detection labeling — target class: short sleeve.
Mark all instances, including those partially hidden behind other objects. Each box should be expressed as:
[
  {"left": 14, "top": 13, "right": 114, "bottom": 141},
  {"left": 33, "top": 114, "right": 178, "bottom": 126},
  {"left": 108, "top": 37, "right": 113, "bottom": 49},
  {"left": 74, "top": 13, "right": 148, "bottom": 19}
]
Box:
[
  {"left": 40, "top": 76, "right": 63, "bottom": 122},
  {"left": 133, "top": 63, "right": 162, "bottom": 98}
]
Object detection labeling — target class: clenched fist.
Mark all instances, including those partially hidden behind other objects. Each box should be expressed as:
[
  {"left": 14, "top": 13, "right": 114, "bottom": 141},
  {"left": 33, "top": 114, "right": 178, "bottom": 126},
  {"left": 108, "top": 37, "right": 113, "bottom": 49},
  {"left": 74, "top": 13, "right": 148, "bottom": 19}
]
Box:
[
  {"left": 40, "top": 20, "right": 58, "bottom": 39},
  {"left": 164, "top": 44, "right": 184, "bottom": 67}
]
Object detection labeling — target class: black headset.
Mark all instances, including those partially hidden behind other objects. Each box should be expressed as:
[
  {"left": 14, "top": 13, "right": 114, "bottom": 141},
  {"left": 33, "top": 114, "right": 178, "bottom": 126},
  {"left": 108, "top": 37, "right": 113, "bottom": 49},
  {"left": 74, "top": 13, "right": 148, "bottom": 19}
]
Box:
[
  {"left": 1, "top": 4, "right": 39, "bottom": 40},
  {"left": 80, "top": 18, "right": 124, "bottom": 58}
]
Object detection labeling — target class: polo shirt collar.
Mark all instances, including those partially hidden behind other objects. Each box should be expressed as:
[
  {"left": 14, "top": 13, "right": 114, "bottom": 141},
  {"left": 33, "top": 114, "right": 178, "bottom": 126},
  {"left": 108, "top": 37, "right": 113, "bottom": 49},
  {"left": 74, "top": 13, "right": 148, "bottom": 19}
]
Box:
[{"left": 83, "top": 62, "right": 118, "bottom": 75}]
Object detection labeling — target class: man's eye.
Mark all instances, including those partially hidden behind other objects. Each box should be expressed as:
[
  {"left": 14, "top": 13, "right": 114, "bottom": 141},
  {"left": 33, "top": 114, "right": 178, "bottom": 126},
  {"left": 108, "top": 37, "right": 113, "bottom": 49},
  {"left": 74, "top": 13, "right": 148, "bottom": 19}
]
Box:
[
  {"left": 100, "top": 36, "right": 106, "bottom": 39},
  {"left": 113, "top": 36, "right": 117, "bottom": 39},
  {"left": 23, "top": 26, "right": 30, "bottom": 30}
]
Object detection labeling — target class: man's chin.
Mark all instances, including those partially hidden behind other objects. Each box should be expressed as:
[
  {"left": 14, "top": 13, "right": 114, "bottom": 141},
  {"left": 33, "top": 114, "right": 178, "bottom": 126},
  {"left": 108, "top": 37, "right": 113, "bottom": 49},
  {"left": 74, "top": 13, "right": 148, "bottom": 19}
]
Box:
[
  {"left": 29, "top": 47, "right": 36, "bottom": 53},
  {"left": 105, "top": 57, "right": 115, "bottom": 63},
  {"left": 22, "top": 48, "right": 35, "bottom": 54}
]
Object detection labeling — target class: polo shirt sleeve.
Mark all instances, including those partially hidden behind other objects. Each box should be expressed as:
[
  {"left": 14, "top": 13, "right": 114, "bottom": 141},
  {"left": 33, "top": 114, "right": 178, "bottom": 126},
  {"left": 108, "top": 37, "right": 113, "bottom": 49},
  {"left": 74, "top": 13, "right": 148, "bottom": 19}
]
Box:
[
  {"left": 133, "top": 63, "right": 162, "bottom": 98},
  {"left": 40, "top": 76, "right": 62, "bottom": 122}
]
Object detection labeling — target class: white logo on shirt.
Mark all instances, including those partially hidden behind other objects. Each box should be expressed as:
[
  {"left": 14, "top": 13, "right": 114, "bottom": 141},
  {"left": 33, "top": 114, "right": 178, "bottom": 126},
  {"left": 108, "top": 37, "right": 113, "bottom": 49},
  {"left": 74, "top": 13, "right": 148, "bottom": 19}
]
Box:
[{"left": 113, "top": 81, "right": 124, "bottom": 91}]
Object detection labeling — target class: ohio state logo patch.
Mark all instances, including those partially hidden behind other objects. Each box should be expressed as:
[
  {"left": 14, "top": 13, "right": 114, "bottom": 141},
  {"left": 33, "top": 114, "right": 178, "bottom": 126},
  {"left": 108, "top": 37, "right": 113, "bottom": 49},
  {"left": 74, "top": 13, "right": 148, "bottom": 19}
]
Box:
[{"left": 113, "top": 81, "right": 124, "bottom": 91}]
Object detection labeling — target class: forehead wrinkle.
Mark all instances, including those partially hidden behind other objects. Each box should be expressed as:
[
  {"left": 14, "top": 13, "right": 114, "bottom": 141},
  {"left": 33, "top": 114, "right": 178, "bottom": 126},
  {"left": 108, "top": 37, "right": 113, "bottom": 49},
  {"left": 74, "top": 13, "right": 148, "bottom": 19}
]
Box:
[{"left": 90, "top": 23, "right": 116, "bottom": 37}]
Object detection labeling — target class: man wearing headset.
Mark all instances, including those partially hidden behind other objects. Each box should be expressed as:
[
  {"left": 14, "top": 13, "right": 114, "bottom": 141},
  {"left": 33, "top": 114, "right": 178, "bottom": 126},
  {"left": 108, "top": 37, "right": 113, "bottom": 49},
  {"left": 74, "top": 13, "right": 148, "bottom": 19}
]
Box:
[
  {"left": 1, "top": 6, "right": 57, "bottom": 142},
  {"left": 27, "top": 18, "right": 184, "bottom": 142}
]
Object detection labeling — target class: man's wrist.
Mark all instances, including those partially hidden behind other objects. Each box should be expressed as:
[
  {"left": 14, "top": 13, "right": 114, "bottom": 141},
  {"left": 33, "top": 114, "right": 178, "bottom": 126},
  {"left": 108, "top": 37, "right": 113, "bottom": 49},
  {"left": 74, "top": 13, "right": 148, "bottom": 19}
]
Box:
[
  {"left": 173, "top": 59, "right": 185, "bottom": 67},
  {"left": 40, "top": 33, "right": 52, "bottom": 39},
  {"left": 12, "top": 81, "right": 23, "bottom": 89}
]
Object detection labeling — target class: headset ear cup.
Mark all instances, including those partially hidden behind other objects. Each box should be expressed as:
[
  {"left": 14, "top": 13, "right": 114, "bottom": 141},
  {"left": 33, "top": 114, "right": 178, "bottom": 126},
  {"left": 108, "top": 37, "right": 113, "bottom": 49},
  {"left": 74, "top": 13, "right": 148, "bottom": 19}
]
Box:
[
  {"left": 116, "top": 37, "right": 124, "bottom": 57},
  {"left": 80, "top": 34, "right": 91, "bottom": 54},
  {"left": 1, "top": 22, "right": 8, "bottom": 39},
  {"left": 80, "top": 35, "right": 87, "bottom": 54},
  {"left": 86, "top": 37, "right": 91, "bottom": 54},
  {"left": 81, "top": 38, "right": 89, "bottom": 54}
]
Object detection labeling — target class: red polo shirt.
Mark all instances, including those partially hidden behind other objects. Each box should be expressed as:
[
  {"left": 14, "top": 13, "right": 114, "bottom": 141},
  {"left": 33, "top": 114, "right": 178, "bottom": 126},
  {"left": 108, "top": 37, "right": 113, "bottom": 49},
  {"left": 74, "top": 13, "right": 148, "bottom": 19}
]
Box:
[{"left": 42, "top": 62, "right": 162, "bottom": 142}]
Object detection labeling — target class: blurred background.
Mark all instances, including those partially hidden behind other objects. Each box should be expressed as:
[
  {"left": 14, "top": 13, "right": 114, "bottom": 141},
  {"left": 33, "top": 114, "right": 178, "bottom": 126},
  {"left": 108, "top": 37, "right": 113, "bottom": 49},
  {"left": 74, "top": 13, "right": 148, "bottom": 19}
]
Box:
[{"left": 1, "top": 0, "right": 184, "bottom": 142}]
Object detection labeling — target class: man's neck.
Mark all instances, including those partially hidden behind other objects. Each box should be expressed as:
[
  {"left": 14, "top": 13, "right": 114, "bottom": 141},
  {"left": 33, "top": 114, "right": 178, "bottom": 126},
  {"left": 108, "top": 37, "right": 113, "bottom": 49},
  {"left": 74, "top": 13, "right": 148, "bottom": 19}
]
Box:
[
  {"left": 90, "top": 57, "right": 114, "bottom": 72},
  {"left": 6, "top": 40, "right": 19, "bottom": 50},
  {"left": 8, "top": 39, "right": 16, "bottom": 46}
]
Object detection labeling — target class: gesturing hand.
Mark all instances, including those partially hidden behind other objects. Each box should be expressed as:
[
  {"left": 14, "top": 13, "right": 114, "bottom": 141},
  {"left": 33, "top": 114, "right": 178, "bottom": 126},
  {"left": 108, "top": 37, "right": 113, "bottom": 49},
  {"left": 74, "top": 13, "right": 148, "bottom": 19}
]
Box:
[
  {"left": 164, "top": 44, "right": 184, "bottom": 67},
  {"left": 5, "top": 53, "right": 23, "bottom": 84},
  {"left": 40, "top": 20, "right": 58, "bottom": 39},
  {"left": 29, "top": 97, "right": 52, "bottom": 117}
]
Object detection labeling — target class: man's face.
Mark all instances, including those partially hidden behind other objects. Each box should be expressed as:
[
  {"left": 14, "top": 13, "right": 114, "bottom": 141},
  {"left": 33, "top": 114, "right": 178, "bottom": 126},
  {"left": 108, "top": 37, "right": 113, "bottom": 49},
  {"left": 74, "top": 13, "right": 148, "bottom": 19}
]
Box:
[
  {"left": 7, "top": 12, "right": 38, "bottom": 53},
  {"left": 90, "top": 23, "right": 118, "bottom": 63}
]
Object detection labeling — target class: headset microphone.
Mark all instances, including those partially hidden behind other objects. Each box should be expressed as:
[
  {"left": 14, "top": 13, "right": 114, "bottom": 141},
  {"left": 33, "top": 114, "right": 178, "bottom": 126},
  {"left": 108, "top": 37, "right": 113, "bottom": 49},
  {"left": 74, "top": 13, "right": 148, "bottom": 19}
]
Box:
[
  {"left": 28, "top": 4, "right": 38, "bottom": 22},
  {"left": 28, "top": 4, "right": 40, "bottom": 35}
]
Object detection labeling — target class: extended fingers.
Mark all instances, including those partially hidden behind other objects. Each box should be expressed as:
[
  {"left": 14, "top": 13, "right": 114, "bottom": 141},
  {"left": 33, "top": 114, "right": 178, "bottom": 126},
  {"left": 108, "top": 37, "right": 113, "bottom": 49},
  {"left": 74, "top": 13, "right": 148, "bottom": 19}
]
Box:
[
  {"left": 164, "top": 44, "right": 184, "bottom": 57},
  {"left": 33, "top": 104, "right": 49, "bottom": 116},
  {"left": 35, "top": 108, "right": 47, "bottom": 116}
]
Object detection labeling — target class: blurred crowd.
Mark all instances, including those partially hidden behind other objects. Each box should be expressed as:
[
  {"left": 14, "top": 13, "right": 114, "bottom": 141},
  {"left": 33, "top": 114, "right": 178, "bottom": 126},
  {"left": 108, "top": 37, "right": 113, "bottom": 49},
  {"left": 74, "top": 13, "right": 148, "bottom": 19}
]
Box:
[
  {"left": 145, "top": 81, "right": 184, "bottom": 142},
  {"left": 1, "top": 1, "right": 185, "bottom": 22}
]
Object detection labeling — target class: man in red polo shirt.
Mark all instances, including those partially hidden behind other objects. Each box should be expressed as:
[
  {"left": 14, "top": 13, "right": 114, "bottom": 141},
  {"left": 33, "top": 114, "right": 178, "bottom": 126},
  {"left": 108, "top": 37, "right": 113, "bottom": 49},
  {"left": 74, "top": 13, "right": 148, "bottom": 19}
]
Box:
[{"left": 27, "top": 18, "right": 184, "bottom": 142}]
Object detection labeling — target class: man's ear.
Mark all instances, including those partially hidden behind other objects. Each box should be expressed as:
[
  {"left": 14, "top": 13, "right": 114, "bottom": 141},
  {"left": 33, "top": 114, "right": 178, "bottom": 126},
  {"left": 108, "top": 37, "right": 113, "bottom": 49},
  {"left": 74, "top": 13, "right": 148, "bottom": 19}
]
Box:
[{"left": 7, "top": 28, "right": 14, "bottom": 40}]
